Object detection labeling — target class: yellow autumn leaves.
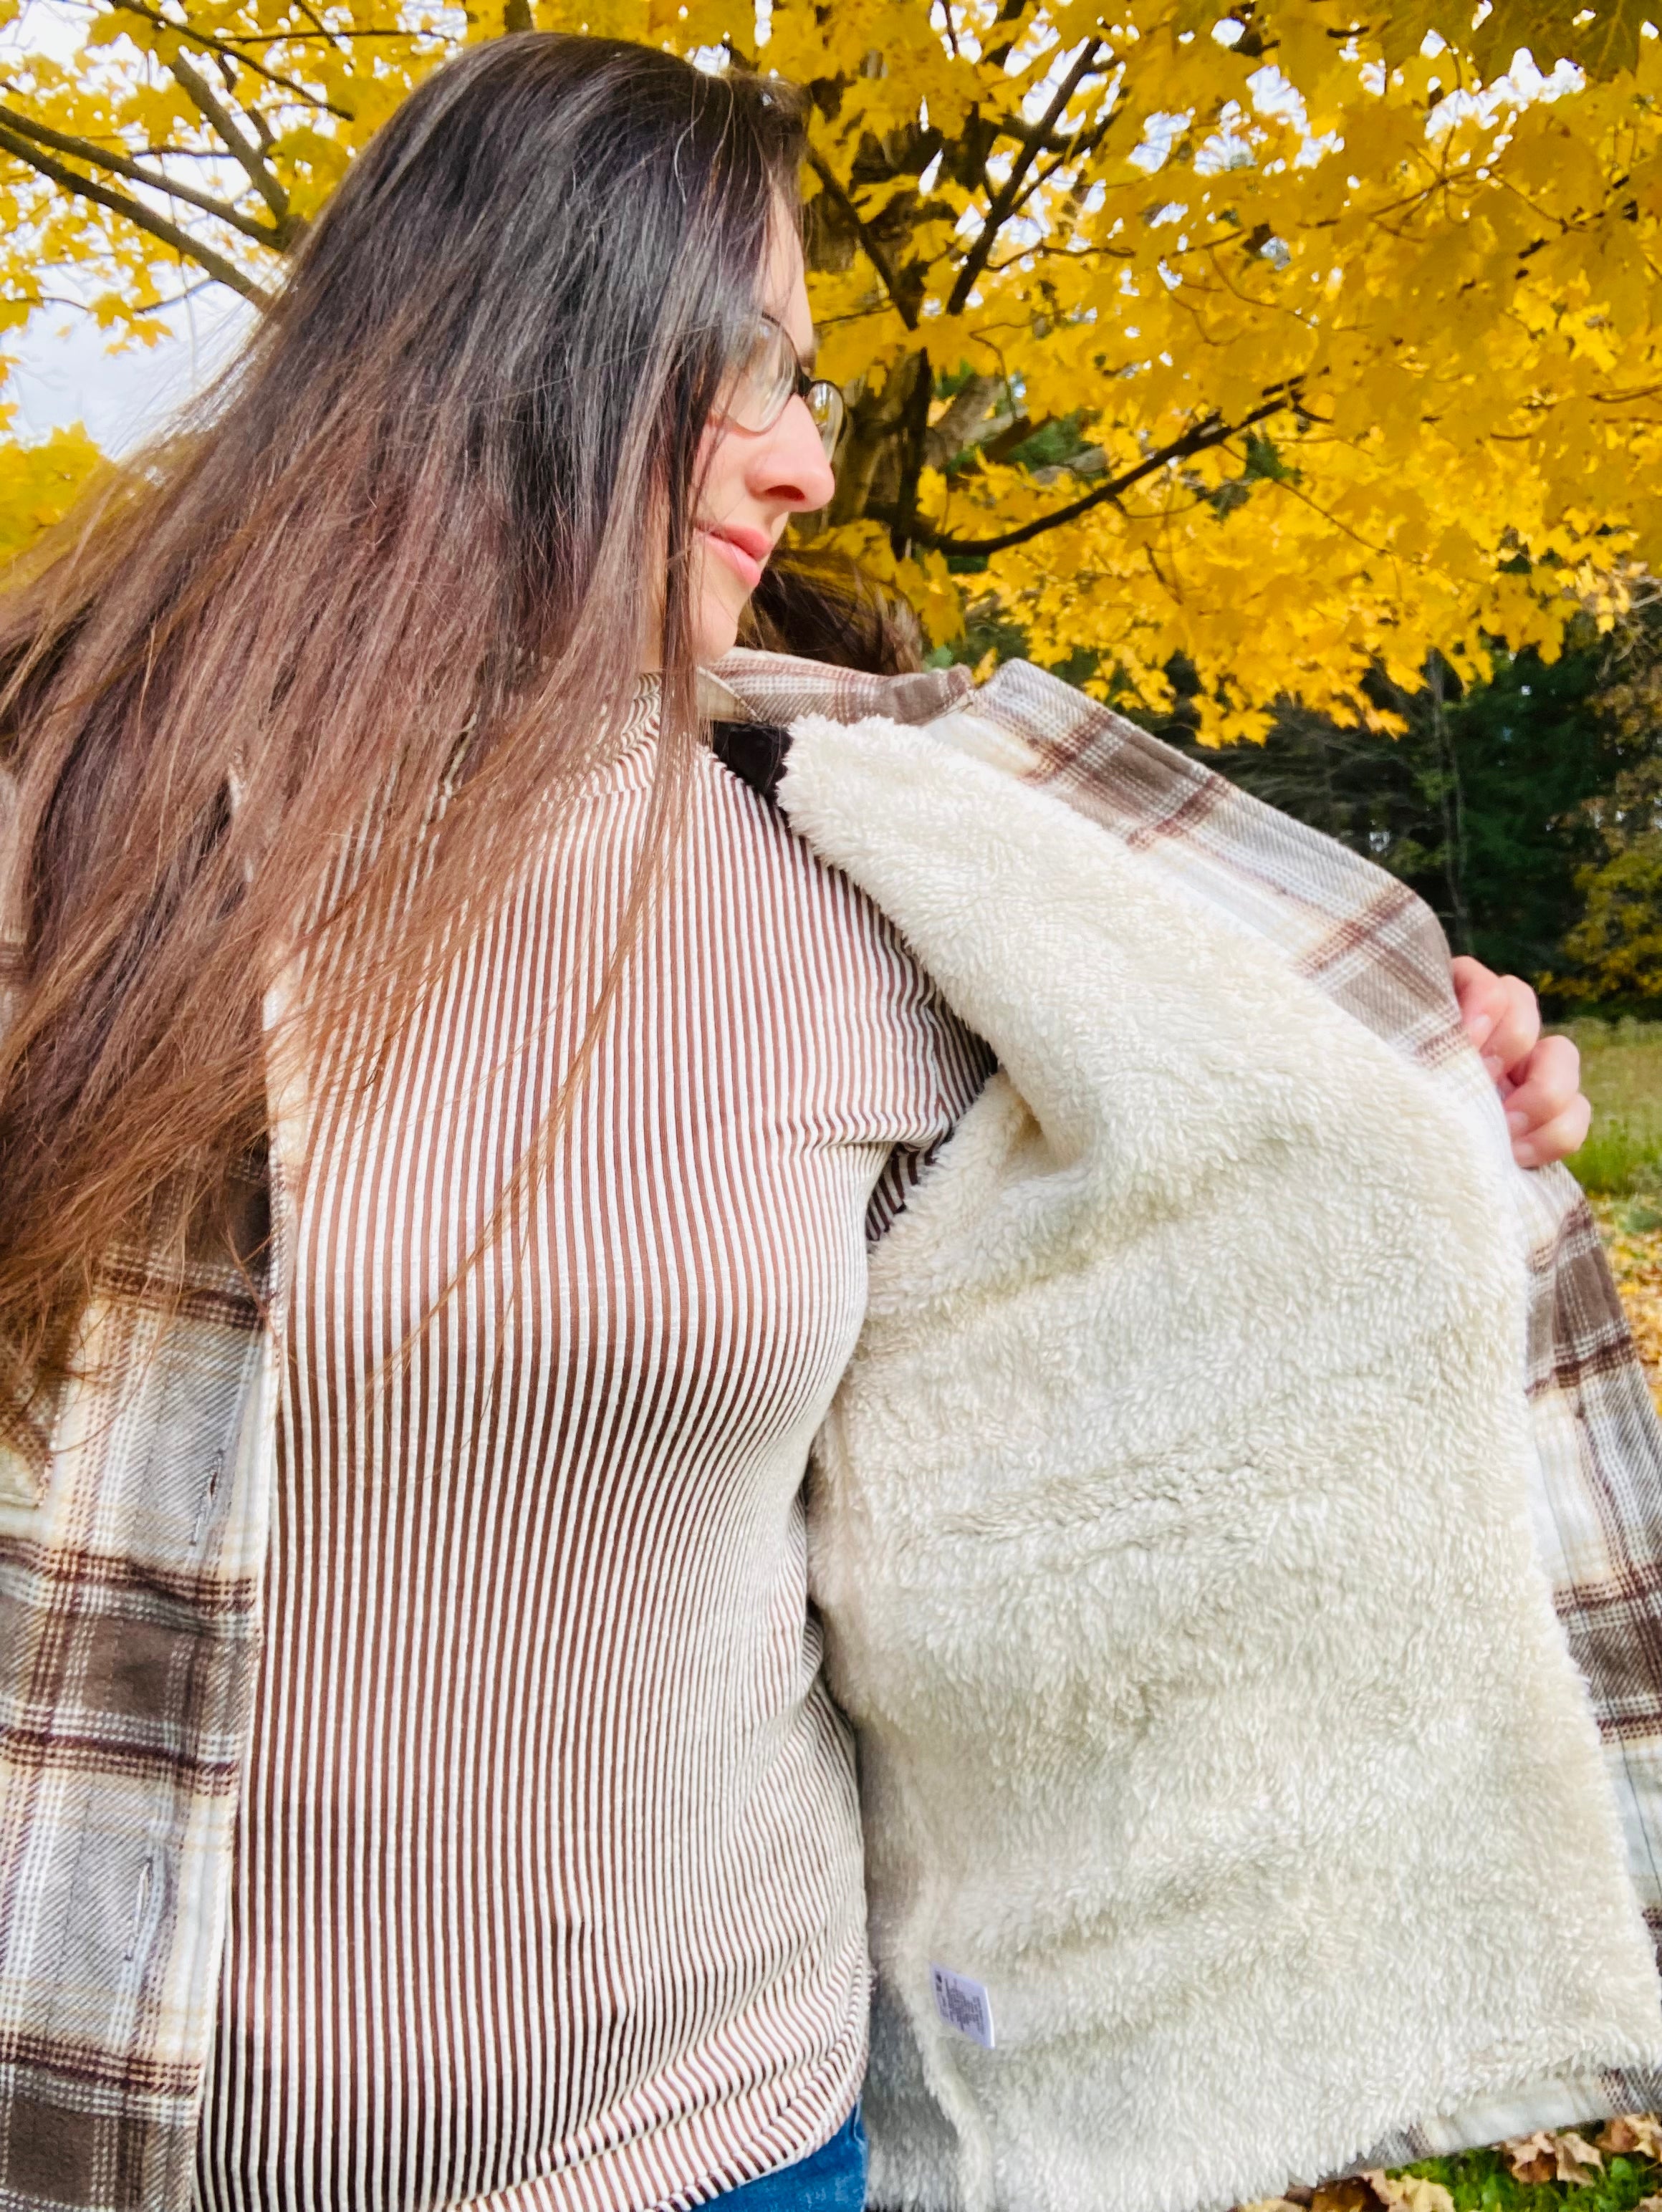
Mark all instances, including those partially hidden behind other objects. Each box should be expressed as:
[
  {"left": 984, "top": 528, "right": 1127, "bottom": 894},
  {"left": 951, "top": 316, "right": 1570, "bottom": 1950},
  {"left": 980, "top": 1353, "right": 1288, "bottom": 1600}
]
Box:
[
  {"left": 4, "top": 0, "right": 1662, "bottom": 736},
  {"left": 0, "top": 413, "right": 102, "bottom": 564}
]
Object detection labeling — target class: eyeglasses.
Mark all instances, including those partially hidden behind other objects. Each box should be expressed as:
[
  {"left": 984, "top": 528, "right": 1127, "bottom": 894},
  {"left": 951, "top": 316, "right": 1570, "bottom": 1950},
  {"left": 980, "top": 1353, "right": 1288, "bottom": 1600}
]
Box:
[{"left": 718, "top": 314, "right": 847, "bottom": 460}]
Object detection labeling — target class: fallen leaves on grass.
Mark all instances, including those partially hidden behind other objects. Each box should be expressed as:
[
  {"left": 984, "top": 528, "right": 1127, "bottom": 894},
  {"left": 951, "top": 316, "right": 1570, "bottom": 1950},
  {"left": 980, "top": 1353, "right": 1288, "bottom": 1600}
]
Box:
[
  {"left": 1504, "top": 2132, "right": 1606, "bottom": 2185},
  {"left": 1363, "top": 2173, "right": 1456, "bottom": 2212},
  {"left": 1603, "top": 2120, "right": 1662, "bottom": 2162},
  {"left": 1243, "top": 2170, "right": 1455, "bottom": 2212},
  {"left": 1310, "top": 2180, "right": 1377, "bottom": 2212},
  {"left": 1236, "top": 2115, "right": 1662, "bottom": 2212}
]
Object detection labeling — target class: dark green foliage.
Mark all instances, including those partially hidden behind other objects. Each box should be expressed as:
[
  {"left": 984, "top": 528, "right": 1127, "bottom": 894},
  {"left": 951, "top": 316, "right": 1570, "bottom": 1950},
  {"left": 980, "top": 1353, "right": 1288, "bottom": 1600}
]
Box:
[
  {"left": 1152, "top": 640, "right": 1623, "bottom": 998},
  {"left": 1390, "top": 648, "right": 1617, "bottom": 986}
]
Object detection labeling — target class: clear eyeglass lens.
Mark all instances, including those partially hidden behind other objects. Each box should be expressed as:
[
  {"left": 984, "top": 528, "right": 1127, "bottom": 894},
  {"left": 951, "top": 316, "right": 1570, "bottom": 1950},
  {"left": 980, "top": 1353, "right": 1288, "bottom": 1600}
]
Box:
[
  {"left": 729, "top": 321, "right": 795, "bottom": 433},
  {"left": 807, "top": 383, "right": 846, "bottom": 458},
  {"left": 726, "top": 319, "right": 845, "bottom": 457}
]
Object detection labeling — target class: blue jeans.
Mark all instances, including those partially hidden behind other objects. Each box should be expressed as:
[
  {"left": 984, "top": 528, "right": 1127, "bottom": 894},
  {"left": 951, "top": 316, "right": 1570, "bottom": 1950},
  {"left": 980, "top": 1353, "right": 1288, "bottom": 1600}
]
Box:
[{"left": 710, "top": 2106, "right": 867, "bottom": 2212}]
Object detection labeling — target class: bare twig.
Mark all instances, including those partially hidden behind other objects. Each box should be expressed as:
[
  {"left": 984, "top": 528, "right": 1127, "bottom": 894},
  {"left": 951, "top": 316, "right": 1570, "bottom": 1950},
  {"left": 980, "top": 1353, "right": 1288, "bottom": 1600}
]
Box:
[
  {"left": 805, "top": 146, "right": 918, "bottom": 330},
  {"left": 165, "top": 49, "right": 295, "bottom": 234},
  {"left": 0, "top": 104, "right": 282, "bottom": 244},
  {"left": 110, "top": 3, "right": 351, "bottom": 117},
  {"left": 133, "top": 274, "right": 218, "bottom": 312},
  {"left": 177, "top": 24, "right": 408, "bottom": 39},
  {"left": 0, "top": 119, "right": 274, "bottom": 304},
  {"left": 946, "top": 38, "right": 1104, "bottom": 316},
  {"left": 870, "top": 390, "right": 1298, "bottom": 554}
]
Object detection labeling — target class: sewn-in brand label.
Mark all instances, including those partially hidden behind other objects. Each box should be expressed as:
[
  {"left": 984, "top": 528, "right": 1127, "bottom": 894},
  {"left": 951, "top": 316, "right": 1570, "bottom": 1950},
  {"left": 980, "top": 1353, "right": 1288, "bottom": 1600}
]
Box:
[{"left": 930, "top": 1963, "right": 995, "bottom": 2049}]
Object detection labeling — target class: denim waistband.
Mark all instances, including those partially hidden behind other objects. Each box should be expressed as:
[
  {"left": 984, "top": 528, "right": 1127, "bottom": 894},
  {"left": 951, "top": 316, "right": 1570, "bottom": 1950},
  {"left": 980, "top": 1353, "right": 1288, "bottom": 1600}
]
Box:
[{"left": 705, "top": 2105, "right": 866, "bottom": 2212}]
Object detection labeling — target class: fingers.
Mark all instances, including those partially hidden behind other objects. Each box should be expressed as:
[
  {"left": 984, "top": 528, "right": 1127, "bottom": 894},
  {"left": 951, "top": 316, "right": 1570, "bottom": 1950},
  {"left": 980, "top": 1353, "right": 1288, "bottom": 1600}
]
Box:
[
  {"left": 1451, "top": 956, "right": 1540, "bottom": 1083},
  {"left": 1503, "top": 1034, "right": 1590, "bottom": 1167},
  {"left": 1485, "top": 975, "right": 1542, "bottom": 1085},
  {"left": 1451, "top": 958, "right": 1589, "bottom": 1166},
  {"left": 1451, "top": 954, "right": 1507, "bottom": 1043},
  {"left": 1509, "top": 1091, "right": 1593, "bottom": 1169}
]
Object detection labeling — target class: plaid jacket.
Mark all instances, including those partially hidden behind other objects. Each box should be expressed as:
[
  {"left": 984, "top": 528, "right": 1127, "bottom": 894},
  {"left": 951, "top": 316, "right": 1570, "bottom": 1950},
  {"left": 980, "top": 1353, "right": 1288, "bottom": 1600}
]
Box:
[{"left": 1, "top": 648, "right": 1660, "bottom": 2212}]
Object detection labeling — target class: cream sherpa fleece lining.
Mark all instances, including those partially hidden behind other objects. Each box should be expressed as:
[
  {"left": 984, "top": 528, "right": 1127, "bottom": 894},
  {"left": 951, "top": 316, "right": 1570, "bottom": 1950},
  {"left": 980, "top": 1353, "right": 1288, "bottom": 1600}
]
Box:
[{"left": 778, "top": 713, "right": 1662, "bottom": 2212}]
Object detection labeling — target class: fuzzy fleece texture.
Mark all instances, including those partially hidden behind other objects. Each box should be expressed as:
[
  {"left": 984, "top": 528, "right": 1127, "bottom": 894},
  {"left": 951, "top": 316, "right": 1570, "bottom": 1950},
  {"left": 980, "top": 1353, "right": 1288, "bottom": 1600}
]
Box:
[{"left": 777, "top": 711, "right": 1662, "bottom": 2212}]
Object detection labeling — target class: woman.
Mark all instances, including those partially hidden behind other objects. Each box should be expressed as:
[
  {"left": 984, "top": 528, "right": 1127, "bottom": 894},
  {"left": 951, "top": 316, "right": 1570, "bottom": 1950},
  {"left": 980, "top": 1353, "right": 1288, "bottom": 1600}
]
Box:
[{"left": 0, "top": 33, "right": 1599, "bottom": 2212}]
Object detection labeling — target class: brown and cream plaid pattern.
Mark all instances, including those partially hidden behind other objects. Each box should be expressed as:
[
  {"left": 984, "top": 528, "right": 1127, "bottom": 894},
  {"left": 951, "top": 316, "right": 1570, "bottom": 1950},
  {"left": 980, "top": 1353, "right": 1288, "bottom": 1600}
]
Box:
[
  {"left": 715, "top": 649, "right": 1662, "bottom": 2149},
  {"left": 2, "top": 648, "right": 1661, "bottom": 2211},
  {"left": 0, "top": 1206, "right": 276, "bottom": 2212}
]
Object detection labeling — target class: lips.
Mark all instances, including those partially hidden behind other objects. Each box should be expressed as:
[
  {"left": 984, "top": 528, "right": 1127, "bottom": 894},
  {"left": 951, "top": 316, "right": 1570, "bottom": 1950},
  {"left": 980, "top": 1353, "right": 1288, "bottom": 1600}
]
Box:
[{"left": 699, "top": 523, "right": 772, "bottom": 592}]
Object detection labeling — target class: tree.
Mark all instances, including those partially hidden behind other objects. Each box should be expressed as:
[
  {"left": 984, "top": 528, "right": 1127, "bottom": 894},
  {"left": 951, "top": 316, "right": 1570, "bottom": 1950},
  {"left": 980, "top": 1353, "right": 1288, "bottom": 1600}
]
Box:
[
  {"left": 0, "top": 409, "right": 100, "bottom": 562},
  {"left": 1157, "top": 630, "right": 1637, "bottom": 991},
  {"left": 1556, "top": 761, "right": 1662, "bottom": 1007},
  {"left": 4, "top": 0, "right": 1662, "bottom": 736},
  {"left": 1548, "top": 619, "right": 1662, "bottom": 1009}
]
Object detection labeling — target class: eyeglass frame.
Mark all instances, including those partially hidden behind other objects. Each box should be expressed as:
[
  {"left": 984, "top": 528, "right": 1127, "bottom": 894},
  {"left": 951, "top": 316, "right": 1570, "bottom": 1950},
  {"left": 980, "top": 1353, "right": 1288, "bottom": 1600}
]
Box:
[{"left": 716, "top": 314, "right": 847, "bottom": 461}]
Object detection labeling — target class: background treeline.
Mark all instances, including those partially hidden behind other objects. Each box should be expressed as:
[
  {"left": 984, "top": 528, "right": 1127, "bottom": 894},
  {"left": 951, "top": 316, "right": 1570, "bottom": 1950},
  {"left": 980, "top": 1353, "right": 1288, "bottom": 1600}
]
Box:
[
  {"left": 1169, "top": 630, "right": 1662, "bottom": 1019},
  {"left": 937, "top": 606, "right": 1662, "bottom": 1020}
]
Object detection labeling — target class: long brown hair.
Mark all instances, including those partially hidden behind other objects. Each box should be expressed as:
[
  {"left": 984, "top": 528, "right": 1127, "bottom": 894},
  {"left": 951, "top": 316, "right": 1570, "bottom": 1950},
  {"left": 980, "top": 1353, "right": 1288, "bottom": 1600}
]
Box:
[{"left": 0, "top": 34, "right": 808, "bottom": 1462}]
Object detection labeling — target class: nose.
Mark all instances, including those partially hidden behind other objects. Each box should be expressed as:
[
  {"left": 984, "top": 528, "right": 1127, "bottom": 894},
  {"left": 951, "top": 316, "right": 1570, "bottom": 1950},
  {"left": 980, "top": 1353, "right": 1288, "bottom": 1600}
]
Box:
[{"left": 751, "top": 393, "right": 838, "bottom": 514}]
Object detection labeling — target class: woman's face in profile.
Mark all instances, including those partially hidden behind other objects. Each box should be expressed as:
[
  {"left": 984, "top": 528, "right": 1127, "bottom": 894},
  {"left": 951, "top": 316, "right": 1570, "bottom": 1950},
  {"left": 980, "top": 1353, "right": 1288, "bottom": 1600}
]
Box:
[{"left": 689, "top": 220, "right": 838, "bottom": 664}]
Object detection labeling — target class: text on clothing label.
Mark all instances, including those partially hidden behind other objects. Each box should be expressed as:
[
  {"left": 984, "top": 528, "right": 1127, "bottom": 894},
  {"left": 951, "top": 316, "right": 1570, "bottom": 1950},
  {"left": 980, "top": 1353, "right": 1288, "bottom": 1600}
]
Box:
[{"left": 930, "top": 1964, "right": 995, "bottom": 2049}]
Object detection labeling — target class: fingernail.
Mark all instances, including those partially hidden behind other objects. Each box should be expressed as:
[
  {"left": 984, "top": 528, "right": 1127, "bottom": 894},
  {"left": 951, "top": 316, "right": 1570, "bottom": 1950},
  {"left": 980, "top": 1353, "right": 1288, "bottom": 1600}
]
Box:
[
  {"left": 1506, "top": 1110, "right": 1529, "bottom": 1134},
  {"left": 1482, "top": 1053, "right": 1505, "bottom": 1079},
  {"left": 1514, "top": 1140, "right": 1538, "bottom": 1168},
  {"left": 1469, "top": 1013, "right": 1495, "bottom": 1049}
]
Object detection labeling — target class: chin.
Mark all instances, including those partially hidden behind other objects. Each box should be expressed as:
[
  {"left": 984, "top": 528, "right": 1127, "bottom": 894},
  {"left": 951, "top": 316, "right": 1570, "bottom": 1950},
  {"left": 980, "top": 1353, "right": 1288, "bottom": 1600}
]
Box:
[{"left": 694, "top": 598, "right": 744, "bottom": 667}]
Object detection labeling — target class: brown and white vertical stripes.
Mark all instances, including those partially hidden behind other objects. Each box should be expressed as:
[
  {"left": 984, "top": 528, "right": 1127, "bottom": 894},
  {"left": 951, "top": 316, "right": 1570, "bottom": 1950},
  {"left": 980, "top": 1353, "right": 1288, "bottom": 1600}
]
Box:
[
  {"left": 9, "top": 649, "right": 1662, "bottom": 2212},
  {"left": 193, "top": 684, "right": 991, "bottom": 2212}
]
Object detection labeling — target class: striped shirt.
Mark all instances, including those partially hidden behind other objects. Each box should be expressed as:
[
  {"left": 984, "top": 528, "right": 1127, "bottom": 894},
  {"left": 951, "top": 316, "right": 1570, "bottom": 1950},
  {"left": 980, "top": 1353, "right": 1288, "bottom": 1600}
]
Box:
[{"left": 193, "top": 683, "right": 990, "bottom": 2212}]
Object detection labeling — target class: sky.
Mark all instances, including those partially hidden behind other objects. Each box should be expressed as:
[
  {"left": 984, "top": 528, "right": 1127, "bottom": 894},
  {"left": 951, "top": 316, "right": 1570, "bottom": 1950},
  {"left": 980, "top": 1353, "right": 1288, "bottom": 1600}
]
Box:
[
  {"left": 6, "top": 289, "right": 257, "bottom": 455},
  {"left": 1, "top": 0, "right": 259, "bottom": 453}
]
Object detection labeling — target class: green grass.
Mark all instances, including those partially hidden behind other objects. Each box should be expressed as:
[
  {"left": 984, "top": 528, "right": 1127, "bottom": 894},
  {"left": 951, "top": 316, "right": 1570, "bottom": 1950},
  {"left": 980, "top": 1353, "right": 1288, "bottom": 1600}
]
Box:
[
  {"left": 1397, "top": 2145, "right": 1662, "bottom": 2212},
  {"left": 1556, "top": 1018, "right": 1662, "bottom": 1215}
]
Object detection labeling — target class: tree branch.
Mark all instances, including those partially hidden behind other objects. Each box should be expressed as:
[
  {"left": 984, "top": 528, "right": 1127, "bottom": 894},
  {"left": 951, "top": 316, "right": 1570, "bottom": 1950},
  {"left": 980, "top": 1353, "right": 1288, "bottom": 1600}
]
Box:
[
  {"left": 997, "top": 105, "right": 1116, "bottom": 158},
  {"left": 923, "top": 371, "right": 1007, "bottom": 466},
  {"left": 889, "top": 346, "right": 934, "bottom": 554},
  {"left": 1004, "top": 112, "right": 1118, "bottom": 233},
  {"left": 946, "top": 38, "right": 1104, "bottom": 317},
  {"left": 0, "top": 104, "right": 284, "bottom": 244},
  {"left": 0, "top": 120, "right": 274, "bottom": 304},
  {"left": 805, "top": 145, "right": 918, "bottom": 330},
  {"left": 109, "top": 3, "right": 351, "bottom": 117},
  {"left": 165, "top": 50, "right": 295, "bottom": 236},
  {"left": 870, "top": 391, "right": 1298, "bottom": 554},
  {"left": 989, "top": 97, "right": 1120, "bottom": 251},
  {"left": 133, "top": 274, "right": 218, "bottom": 311},
  {"left": 199, "top": 25, "right": 408, "bottom": 39}
]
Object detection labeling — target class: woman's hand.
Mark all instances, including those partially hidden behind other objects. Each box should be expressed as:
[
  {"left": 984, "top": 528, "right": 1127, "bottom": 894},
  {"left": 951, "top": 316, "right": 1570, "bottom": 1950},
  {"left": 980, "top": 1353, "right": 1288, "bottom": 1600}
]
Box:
[{"left": 1451, "top": 955, "right": 1592, "bottom": 1168}]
